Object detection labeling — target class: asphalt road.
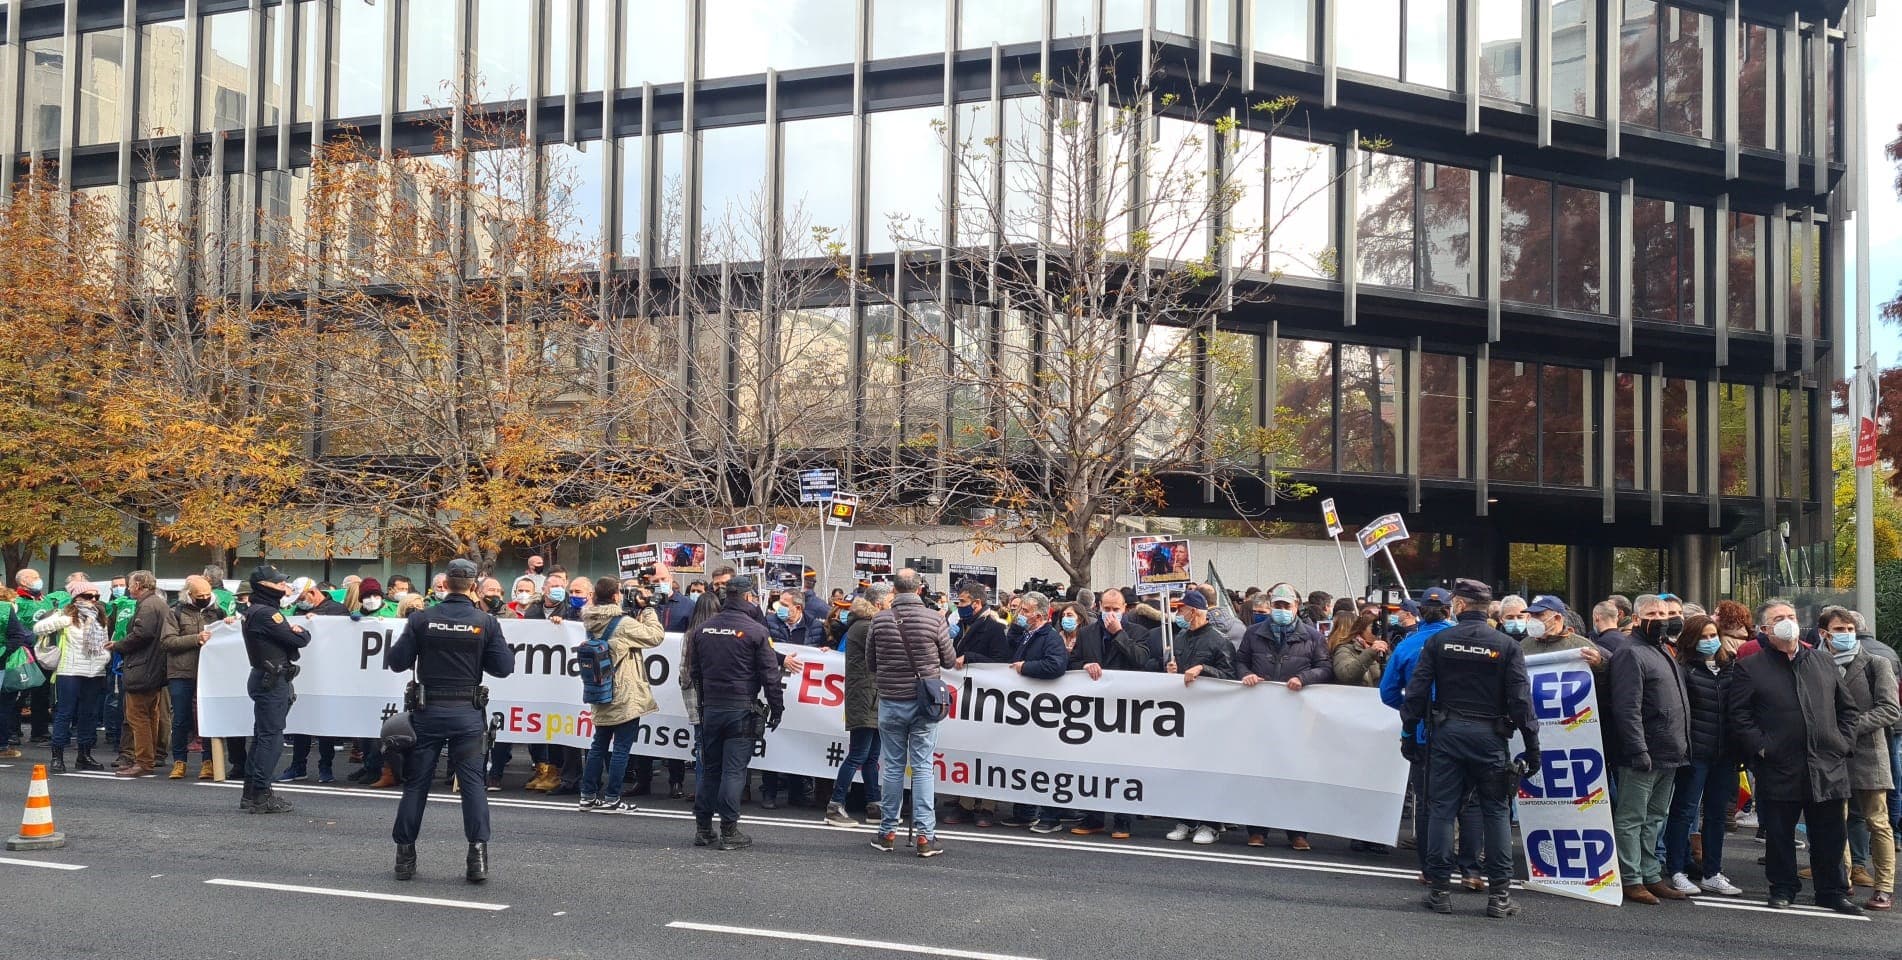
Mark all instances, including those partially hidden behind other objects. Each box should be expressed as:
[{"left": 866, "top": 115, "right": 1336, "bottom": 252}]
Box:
[{"left": 0, "top": 750, "right": 1893, "bottom": 960}]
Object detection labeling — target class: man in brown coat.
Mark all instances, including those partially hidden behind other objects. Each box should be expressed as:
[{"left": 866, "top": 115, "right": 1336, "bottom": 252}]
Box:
[{"left": 111, "top": 571, "right": 172, "bottom": 778}]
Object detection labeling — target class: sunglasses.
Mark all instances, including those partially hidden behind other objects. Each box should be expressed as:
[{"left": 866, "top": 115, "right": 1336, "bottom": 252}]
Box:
[{"left": 75, "top": 594, "right": 99, "bottom": 601}]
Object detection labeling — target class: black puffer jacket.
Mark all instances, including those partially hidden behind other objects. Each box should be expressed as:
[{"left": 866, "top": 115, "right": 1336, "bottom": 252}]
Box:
[
  {"left": 1234, "top": 619, "right": 1334, "bottom": 686},
  {"left": 1681, "top": 659, "right": 1733, "bottom": 764}
]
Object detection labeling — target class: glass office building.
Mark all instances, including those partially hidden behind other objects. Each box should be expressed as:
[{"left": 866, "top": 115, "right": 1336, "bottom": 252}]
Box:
[{"left": 1, "top": 0, "right": 1856, "bottom": 600}]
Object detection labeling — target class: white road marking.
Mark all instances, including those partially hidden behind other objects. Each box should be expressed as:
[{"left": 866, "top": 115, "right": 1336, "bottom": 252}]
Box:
[
  {"left": 0, "top": 856, "right": 86, "bottom": 870},
  {"left": 667, "top": 920, "right": 1042, "bottom": 960},
  {"left": 204, "top": 878, "right": 508, "bottom": 911},
  {"left": 1689, "top": 898, "right": 1871, "bottom": 921}
]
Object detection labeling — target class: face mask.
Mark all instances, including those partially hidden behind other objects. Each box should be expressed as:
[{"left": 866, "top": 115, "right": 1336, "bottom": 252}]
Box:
[
  {"left": 20, "top": 580, "right": 40, "bottom": 596},
  {"left": 1664, "top": 616, "right": 1685, "bottom": 638},
  {"left": 775, "top": 606, "right": 791, "bottom": 622},
  {"left": 483, "top": 596, "right": 504, "bottom": 613},
  {"left": 190, "top": 596, "right": 213, "bottom": 610},
  {"left": 1252, "top": 612, "right": 1269, "bottom": 625},
  {"left": 514, "top": 591, "right": 533, "bottom": 605},
  {"left": 1387, "top": 614, "right": 1400, "bottom": 626},
  {"left": 1014, "top": 614, "right": 1030, "bottom": 629},
  {"left": 1060, "top": 615, "right": 1078, "bottom": 632},
  {"left": 1172, "top": 614, "right": 1189, "bottom": 630},
  {"left": 390, "top": 590, "right": 411, "bottom": 602},
  {"left": 1524, "top": 617, "right": 1548, "bottom": 640},
  {"left": 1696, "top": 637, "right": 1722, "bottom": 657},
  {"left": 956, "top": 605, "right": 975, "bottom": 621},
  {"left": 546, "top": 587, "right": 566, "bottom": 603},
  {"left": 281, "top": 593, "right": 298, "bottom": 609},
  {"left": 1270, "top": 609, "right": 1294, "bottom": 627},
  {"left": 111, "top": 586, "right": 126, "bottom": 600},
  {"left": 1771, "top": 619, "right": 1800, "bottom": 643},
  {"left": 655, "top": 583, "right": 672, "bottom": 598},
  {"left": 429, "top": 588, "right": 446, "bottom": 601},
  {"left": 360, "top": 596, "right": 383, "bottom": 612},
  {"left": 1830, "top": 631, "right": 1859, "bottom": 652},
  {"left": 837, "top": 610, "right": 850, "bottom": 624},
  {"left": 1502, "top": 620, "right": 1525, "bottom": 636}
]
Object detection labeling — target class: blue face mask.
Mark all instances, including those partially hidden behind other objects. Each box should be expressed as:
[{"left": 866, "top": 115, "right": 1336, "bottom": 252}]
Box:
[
  {"left": 837, "top": 610, "right": 850, "bottom": 624},
  {"left": 956, "top": 604, "right": 975, "bottom": 621},
  {"left": 1060, "top": 615, "right": 1078, "bottom": 632},
  {"left": 546, "top": 587, "right": 566, "bottom": 603},
  {"left": 1251, "top": 612, "right": 1269, "bottom": 625},
  {"left": 775, "top": 606, "right": 791, "bottom": 621},
  {"left": 1172, "top": 614, "right": 1189, "bottom": 630},
  {"left": 1830, "top": 632, "right": 1860, "bottom": 652},
  {"left": 1696, "top": 637, "right": 1722, "bottom": 657},
  {"left": 1387, "top": 614, "right": 1400, "bottom": 627},
  {"left": 1502, "top": 620, "right": 1526, "bottom": 636},
  {"left": 1013, "top": 614, "right": 1029, "bottom": 629},
  {"left": 654, "top": 582, "right": 672, "bottom": 598},
  {"left": 1270, "top": 609, "right": 1294, "bottom": 627}
]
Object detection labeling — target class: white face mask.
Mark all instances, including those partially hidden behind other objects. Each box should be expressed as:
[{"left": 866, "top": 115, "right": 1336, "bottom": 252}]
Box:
[
  {"left": 1525, "top": 617, "right": 1548, "bottom": 640},
  {"left": 360, "top": 596, "right": 383, "bottom": 612},
  {"left": 279, "top": 592, "right": 297, "bottom": 609},
  {"left": 1771, "top": 619, "right": 1800, "bottom": 643},
  {"left": 514, "top": 591, "right": 533, "bottom": 605},
  {"left": 432, "top": 588, "right": 448, "bottom": 601}
]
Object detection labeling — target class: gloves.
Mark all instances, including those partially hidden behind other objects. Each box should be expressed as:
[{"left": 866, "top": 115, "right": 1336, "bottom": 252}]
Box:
[
  {"left": 1400, "top": 735, "right": 1422, "bottom": 764},
  {"left": 949, "top": 622, "right": 962, "bottom": 640},
  {"left": 767, "top": 709, "right": 783, "bottom": 732},
  {"left": 350, "top": 611, "right": 364, "bottom": 622}
]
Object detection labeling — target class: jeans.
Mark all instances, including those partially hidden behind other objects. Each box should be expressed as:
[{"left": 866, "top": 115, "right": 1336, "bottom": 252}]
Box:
[
  {"left": 1423, "top": 720, "right": 1513, "bottom": 888},
  {"left": 1664, "top": 760, "right": 1731, "bottom": 877},
  {"left": 877, "top": 699, "right": 939, "bottom": 839},
  {"left": 50, "top": 674, "right": 107, "bottom": 751},
  {"left": 693, "top": 706, "right": 756, "bottom": 825},
  {"left": 1851, "top": 789, "right": 1895, "bottom": 893},
  {"left": 1761, "top": 797, "right": 1850, "bottom": 903},
  {"left": 289, "top": 735, "right": 339, "bottom": 774},
  {"left": 829, "top": 728, "right": 881, "bottom": 806},
  {"left": 392, "top": 703, "right": 490, "bottom": 845},
  {"left": 582, "top": 720, "right": 641, "bottom": 801},
  {"left": 167, "top": 679, "right": 206, "bottom": 764}
]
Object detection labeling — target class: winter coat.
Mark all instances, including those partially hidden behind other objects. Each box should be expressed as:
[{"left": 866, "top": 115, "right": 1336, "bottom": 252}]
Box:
[
  {"left": 1861, "top": 639, "right": 1902, "bottom": 736},
  {"left": 1681, "top": 658, "right": 1734, "bottom": 764},
  {"left": 1727, "top": 643, "right": 1859, "bottom": 803},
  {"left": 581, "top": 603, "right": 664, "bottom": 727},
  {"left": 952, "top": 607, "right": 1012, "bottom": 665},
  {"left": 36, "top": 609, "right": 109, "bottom": 679},
  {"left": 1235, "top": 619, "right": 1334, "bottom": 686},
  {"left": 841, "top": 597, "right": 880, "bottom": 730},
  {"left": 1521, "top": 630, "right": 1607, "bottom": 674},
  {"left": 1607, "top": 636, "right": 1691, "bottom": 770},
  {"left": 767, "top": 610, "right": 826, "bottom": 648},
  {"left": 1168, "top": 623, "right": 1234, "bottom": 679},
  {"left": 1012, "top": 623, "right": 1071, "bottom": 680},
  {"left": 1207, "top": 607, "right": 1248, "bottom": 650},
  {"left": 866, "top": 593, "right": 956, "bottom": 702},
  {"left": 160, "top": 599, "right": 227, "bottom": 681},
  {"left": 117, "top": 593, "right": 173, "bottom": 693},
  {"left": 1330, "top": 639, "right": 1385, "bottom": 687},
  {"left": 1081, "top": 618, "right": 1160, "bottom": 671},
  {"left": 1840, "top": 648, "right": 1900, "bottom": 792}
]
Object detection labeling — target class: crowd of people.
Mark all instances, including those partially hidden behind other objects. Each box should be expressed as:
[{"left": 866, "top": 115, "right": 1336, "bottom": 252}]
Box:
[{"left": 1, "top": 554, "right": 1897, "bottom": 913}]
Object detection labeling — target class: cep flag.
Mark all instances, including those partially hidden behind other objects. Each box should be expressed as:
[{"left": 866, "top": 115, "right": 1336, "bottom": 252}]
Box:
[{"left": 1517, "top": 649, "right": 1622, "bottom": 905}]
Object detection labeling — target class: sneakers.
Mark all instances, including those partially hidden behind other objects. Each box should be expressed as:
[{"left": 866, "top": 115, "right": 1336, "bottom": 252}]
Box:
[
  {"left": 316, "top": 768, "right": 336, "bottom": 785},
  {"left": 1166, "top": 822, "right": 1194, "bottom": 842},
  {"left": 865, "top": 802, "right": 883, "bottom": 822},
  {"left": 916, "top": 837, "right": 945, "bottom": 858},
  {"left": 1698, "top": 873, "right": 1743, "bottom": 896},
  {"left": 824, "top": 802, "right": 858, "bottom": 827},
  {"left": 577, "top": 796, "right": 601, "bottom": 811},
  {"left": 870, "top": 832, "right": 896, "bottom": 852},
  {"left": 1030, "top": 820, "right": 1063, "bottom": 834},
  {"left": 169, "top": 761, "right": 187, "bottom": 780},
  {"left": 275, "top": 767, "right": 308, "bottom": 783},
  {"left": 1667, "top": 873, "right": 1702, "bottom": 896},
  {"left": 1192, "top": 825, "right": 1217, "bottom": 845},
  {"left": 593, "top": 800, "right": 635, "bottom": 813},
  {"left": 248, "top": 792, "right": 295, "bottom": 814}
]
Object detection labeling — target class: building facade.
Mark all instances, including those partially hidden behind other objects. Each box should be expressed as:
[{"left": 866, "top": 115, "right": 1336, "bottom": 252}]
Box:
[{"left": 0, "top": 0, "right": 1857, "bottom": 604}]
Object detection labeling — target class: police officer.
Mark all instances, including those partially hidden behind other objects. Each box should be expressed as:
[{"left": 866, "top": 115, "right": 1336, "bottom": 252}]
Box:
[
  {"left": 385, "top": 558, "right": 513, "bottom": 883},
  {"left": 1401, "top": 578, "right": 1539, "bottom": 919},
  {"left": 240, "top": 565, "right": 310, "bottom": 814},
  {"left": 687, "top": 575, "right": 784, "bottom": 851}
]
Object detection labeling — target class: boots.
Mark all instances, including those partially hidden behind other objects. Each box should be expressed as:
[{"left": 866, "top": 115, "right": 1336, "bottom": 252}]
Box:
[
  {"left": 371, "top": 767, "right": 400, "bottom": 789},
  {"left": 394, "top": 844, "right": 417, "bottom": 881},
  {"left": 199, "top": 761, "right": 214, "bottom": 781},
  {"left": 466, "top": 842, "right": 488, "bottom": 883},
  {"left": 524, "top": 763, "right": 558, "bottom": 792},
  {"left": 693, "top": 818, "right": 717, "bottom": 847},
  {"left": 1486, "top": 883, "right": 1520, "bottom": 919},
  {"left": 169, "top": 761, "right": 187, "bottom": 780},
  {"left": 49, "top": 749, "right": 65, "bottom": 774},
  {"left": 75, "top": 749, "right": 103, "bottom": 772},
  {"left": 248, "top": 790, "right": 294, "bottom": 814},
  {"left": 718, "top": 821, "right": 753, "bottom": 851},
  {"left": 240, "top": 783, "right": 255, "bottom": 810},
  {"left": 1422, "top": 884, "right": 1453, "bottom": 914}
]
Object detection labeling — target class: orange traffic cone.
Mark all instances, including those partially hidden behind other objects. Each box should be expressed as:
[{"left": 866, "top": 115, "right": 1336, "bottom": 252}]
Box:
[{"left": 7, "top": 764, "right": 65, "bottom": 850}]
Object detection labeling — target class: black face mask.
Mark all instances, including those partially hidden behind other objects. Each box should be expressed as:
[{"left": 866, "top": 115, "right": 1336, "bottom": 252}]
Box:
[
  {"left": 1639, "top": 618, "right": 1669, "bottom": 643},
  {"left": 482, "top": 595, "right": 504, "bottom": 613},
  {"left": 190, "top": 596, "right": 213, "bottom": 610},
  {"left": 1664, "top": 616, "right": 1685, "bottom": 638}
]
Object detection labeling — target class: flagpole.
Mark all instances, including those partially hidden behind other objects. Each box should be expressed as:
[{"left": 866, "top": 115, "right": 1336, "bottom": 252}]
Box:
[{"left": 1851, "top": 0, "right": 1875, "bottom": 619}]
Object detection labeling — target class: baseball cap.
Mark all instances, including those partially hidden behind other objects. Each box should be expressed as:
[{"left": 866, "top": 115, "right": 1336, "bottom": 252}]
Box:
[
  {"left": 727, "top": 575, "right": 757, "bottom": 597},
  {"left": 1174, "top": 591, "right": 1209, "bottom": 611},
  {"left": 1526, "top": 594, "right": 1569, "bottom": 616},
  {"left": 1420, "top": 586, "right": 1453, "bottom": 606},
  {"left": 1266, "top": 583, "right": 1300, "bottom": 604},
  {"left": 1399, "top": 599, "right": 1421, "bottom": 615},
  {"left": 1451, "top": 578, "right": 1492, "bottom": 604},
  {"left": 287, "top": 576, "right": 315, "bottom": 598},
  {"left": 249, "top": 564, "right": 286, "bottom": 587},
  {"left": 445, "top": 558, "right": 480, "bottom": 580}
]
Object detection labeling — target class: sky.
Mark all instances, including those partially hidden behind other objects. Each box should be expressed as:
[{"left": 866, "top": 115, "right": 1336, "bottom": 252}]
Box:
[{"left": 1853, "top": 10, "right": 1902, "bottom": 370}]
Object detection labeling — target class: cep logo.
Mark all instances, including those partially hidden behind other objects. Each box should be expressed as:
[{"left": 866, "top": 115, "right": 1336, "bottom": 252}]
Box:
[
  {"left": 1532, "top": 670, "right": 1593, "bottom": 721},
  {"left": 428, "top": 622, "right": 481, "bottom": 634},
  {"left": 1526, "top": 828, "right": 1616, "bottom": 882},
  {"left": 1444, "top": 643, "right": 1498, "bottom": 658},
  {"left": 1518, "top": 748, "right": 1604, "bottom": 800}
]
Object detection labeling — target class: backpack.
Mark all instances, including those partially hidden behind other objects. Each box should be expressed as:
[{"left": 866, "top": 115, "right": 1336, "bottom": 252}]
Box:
[{"left": 577, "top": 615, "right": 624, "bottom": 705}]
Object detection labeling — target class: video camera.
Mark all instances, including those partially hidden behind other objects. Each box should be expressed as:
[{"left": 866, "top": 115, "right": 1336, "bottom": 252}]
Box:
[{"left": 1018, "top": 577, "right": 1065, "bottom": 598}]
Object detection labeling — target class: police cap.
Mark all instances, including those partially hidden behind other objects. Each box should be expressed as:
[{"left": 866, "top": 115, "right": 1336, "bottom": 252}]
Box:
[
  {"left": 249, "top": 564, "right": 286, "bottom": 587},
  {"left": 445, "top": 558, "right": 480, "bottom": 580},
  {"left": 727, "top": 575, "right": 757, "bottom": 598},
  {"left": 1451, "top": 578, "right": 1492, "bottom": 604}
]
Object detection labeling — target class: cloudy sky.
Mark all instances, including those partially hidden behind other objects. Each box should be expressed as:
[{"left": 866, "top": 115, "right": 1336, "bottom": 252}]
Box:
[{"left": 1854, "top": 11, "right": 1901, "bottom": 369}]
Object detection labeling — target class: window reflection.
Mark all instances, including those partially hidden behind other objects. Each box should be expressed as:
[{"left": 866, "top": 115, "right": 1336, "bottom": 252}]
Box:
[
  {"left": 295, "top": 1, "right": 317, "bottom": 122},
  {"left": 402, "top": 0, "right": 458, "bottom": 110},
  {"left": 1619, "top": 0, "right": 1659, "bottom": 129},
  {"left": 699, "top": 124, "right": 767, "bottom": 261},
  {"left": 545, "top": 143, "right": 605, "bottom": 268},
  {"left": 1340, "top": 345, "right": 1401, "bottom": 474},
  {"left": 654, "top": 131, "right": 685, "bottom": 265},
  {"left": 773, "top": 308, "right": 848, "bottom": 449},
  {"left": 1737, "top": 22, "right": 1774, "bottom": 149},
  {"left": 1269, "top": 137, "right": 1335, "bottom": 279},
  {"left": 1728, "top": 213, "right": 1762, "bottom": 331},
  {"left": 867, "top": 107, "right": 945, "bottom": 254},
  {"left": 950, "top": 306, "right": 989, "bottom": 447},
  {"left": 1716, "top": 382, "right": 1754, "bottom": 496},
  {"left": 1500, "top": 176, "right": 1551, "bottom": 306},
  {"left": 1488, "top": 360, "right": 1537, "bottom": 483},
  {"left": 1275, "top": 338, "right": 1334, "bottom": 470},
  {"left": 1406, "top": 0, "right": 1453, "bottom": 88},
  {"left": 137, "top": 22, "right": 186, "bottom": 139},
  {"left": 21, "top": 37, "right": 61, "bottom": 152},
  {"left": 781, "top": 114, "right": 855, "bottom": 254},
  {"left": 78, "top": 31, "right": 124, "bottom": 147},
  {"left": 619, "top": 135, "right": 642, "bottom": 268},
  {"left": 1659, "top": 6, "right": 1711, "bottom": 139},
  {"left": 1632, "top": 198, "right": 1699, "bottom": 323},
  {"left": 1614, "top": 372, "right": 1641, "bottom": 488},
  {"left": 1254, "top": 0, "right": 1311, "bottom": 60},
  {"left": 474, "top": 0, "right": 532, "bottom": 100},
  {"left": 624, "top": 0, "right": 688, "bottom": 85},
  {"left": 1209, "top": 331, "right": 1261, "bottom": 463},
  {"left": 874, "top": 0, "right": 945, "bottom": 58},
  {"left": 1541, "top": 365, "right": 1590, "bottom": 486},
  {"left": 1419, "top": 163, "right": 1474, "bottom": 296},
  {"left": 1554, "top": 187, "right": 1605, "bottom": 314},
  {"left": 1659, "top": 378, "right": 1695, "bottom": 493},
  {"left": 333, "top": 0, "right": 385, "bottom": 118},
  {"left": 1789, "top": 217, "right": 1819, "bottom": 339},
  {"left": 704, "top": 0, "right": 856, "bottom": 78},
  {"left": 1419, "top": 353, "right": 1468, "bottom": 478},
  {"left": 1230, "top": 129, "right": 1268, "bottom": 273},
  {"left": 961, "top": 0, "right": 1041, "bottom": 47},
  {"left": 1338, "top": 0, "right": 1400, "bottom": 78},
  {"left": 1356, "top": 153, "right": 1414, "bottom": 289},
  {"left": 1152, "top": 118, "right": 1211, "bottom": 263},
  {"left": 201, "top": 10, "right": 250, "bottom": 132},
  {"left": 1136, "top": 326, "right": 1196, "bottom": 459},
  {"left": 1478, "top": 0, "right": 1527, "bottom": 102},
  {"left": 1551, "top": 0, "right": 1597, "bottom": 116}
]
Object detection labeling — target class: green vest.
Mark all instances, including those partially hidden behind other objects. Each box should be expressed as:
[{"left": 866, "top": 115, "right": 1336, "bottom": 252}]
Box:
[
  {"left": 108, "top": 596, "right": 136, "bottom": 642},
  {"left": 212, "top": 588, "right": 236, "bottom": 617}
]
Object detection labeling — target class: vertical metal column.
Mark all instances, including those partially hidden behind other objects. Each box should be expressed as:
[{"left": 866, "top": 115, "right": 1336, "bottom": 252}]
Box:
[{"left": 1341, "top": 129, "right": 1358, "bottom": 328}]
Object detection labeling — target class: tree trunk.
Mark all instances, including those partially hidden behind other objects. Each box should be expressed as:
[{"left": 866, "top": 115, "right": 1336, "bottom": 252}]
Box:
[{"left": 2, "top": 543, "right": 35, "bottom": 583}]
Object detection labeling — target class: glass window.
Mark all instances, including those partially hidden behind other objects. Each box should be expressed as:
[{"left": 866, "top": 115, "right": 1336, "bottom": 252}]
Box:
[
  {"left": 1632, "top": 199, "right": 1698, "bottom": 323},
  {"left": 781, "top": 114, "right": 855, "bottom": 256},
  {"left": 874, "top": 0, "right": 945, "bottom": 58},
  {"left": 618, "top": 135, "right": 643, "bottom": 267},
  {"left": 1136, "top": 326, "right": 1196, "bottom": 459},
  {"left": 1405, "top": 0, "right": 1454, "bottom": 88},
  {"left": 201, "top": 10, "right": 251, "bottom": 133},
  {"left": 1659, "top": 6, "right": 1711, "bottom": 139},
  {"left": 1340, "top": 345, "right": 1402, "bottom": 474},
  {"left": 1254, "top": 0, "right": 1312, "bottom": 61},
  {"left": 904, "top": 303, "right": 951, "bottom": 441},
  {"left": 866, "top": 107, "right": 945, "bottom": 254},
  {"left": 1660, "top": 378, "right": 1696, "bottom": 493},
  {"left": 78, "top": 31, "right": 125, "bottom": 147},
  {"left": 1055, "top": 0, "right": 1095, "bottom": 37},
  {"left": 1153, "top": 118, "right": 1212, "bottom": 263},
  {"left": 334, "top": 0, "right": 386, "bottom": 118},
  {"left": 260, "top": 5, "right": 288, "bottom": 126},
  {"left": 1419, "top": 163, "right": 1474, "bottom": 296},
  {"left": 1104, "top": 0, "right": 1146, "bottom": 32},
  {"left": 21, "top": 37, "right": 62, "bottom": 152},
  {"left": 1211, "top": 0, "right": 1235, "bottom": 44},
  {"left": 950, "top": 306, "right": 989, "bottom": 447},
  {"left": 580, "top": 0, "right": 608, "bottom": 91},
  {"left": 1738, "top": 22, "right": 1774, "bottom": 149},
  {"left": 999, "top": 97, "right": 1044, "bottom": 245},
  {"left": 699, "top": 0, "right": 855, "bottom": 78},
  {"left": 474, "top": 0, "right": 532, "bottom": 100},
  {"left": 1478, "top": 0, "right": 1528, "bottom": 102},
  {"left": 545, "top": 143, "right": 605, "bottom": 268},
  {"left": 1154, "top": 0, "right": 1193, "bottom": 33},
  {"left": 1619, "top": 0, "right": 1658, "bottom": 129},
  {"left": 295, "top": 1, "right": 317, "bottom": 123},
  {"left": 135, "top": 179, "right": 183, "bottom": 295},
  {"left": 1551, "top": 0, "right": 1597, "bottom": 116},
  {"left": 1338, "top": 0, "right": 1400, "bottom": 78},
  {"left": 1269, "top": 137, "right": 1335, "bottom": 279},
  {"left": 402, "top": 0, "right": 458, "bottom": 111},
  {"left": 1778, "top": 388, "right": 1809, "bottom": 500},
  {"left": 1500, "top": 176, "right": 1551, "bottom": 305},
  {"left": 862, "top": 304, "right": 902, "bottom": 441},
  {"left": 624, "top": 0, "right": 689, "bottom": 86},
  {"left": 1789, "top": 217, "right": 1819, "bottom": 339},
  {"left": 961, "top": 0, "right": 1041, "bottom": 47},
  {"left": 1275, "top": 338, "right": 1334, "bottom": 470},
  {"left": 1541, "top": 365, "right": 1591, "bottom": 486},
  {"left": 1728, "top": 212, "right": 1762, "bottom": 331},
  {"left": 699, "top": 124, "right": 768, "bottom": 261},
  {"left": 1209, "top": 331, "right": 1261, "bottom": 462},
  {"left": 1613, "top": 372, "right": 1641, "bottom": 488},
  {"left": 1230, "top": 128, "right": 1268, "bottom": 272},
  {"left": 1488, "top": 360, "right": 1538, "bottom": 483},
  {"left": 1553, "top": 186, "right": 1605, "bottom": 313},
  {"left": 1716, "top": 381, "right": 1754, "bottom": 496},
  {"left": 1419, "top": 353, "right": 1469, "bottom": 478},
  {"left": 1356, "top": 152, "right": 1414, "bottom": 288},
  {"left": 547, "top": 0, "right": 573, "bottom": 95},
  {"left": 655, "top": 131, "right": 685, "bottom": 265},
  {"left": 952, "top": 100, "right": 999, "bottom": 247},
  {"left": 780, "top": 308, "right": 853, "bottom": 448},
  {"left": 137, "top": 21, "right": 187, "bottom": 139}
]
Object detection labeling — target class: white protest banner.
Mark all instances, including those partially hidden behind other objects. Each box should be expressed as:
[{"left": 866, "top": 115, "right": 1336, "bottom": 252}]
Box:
[
  {"left": 198, "top": 617, "right": 1409, "bottom": 844},
  {"left": 1517, "top": 648, "right": 1622, "bottom": 905}
]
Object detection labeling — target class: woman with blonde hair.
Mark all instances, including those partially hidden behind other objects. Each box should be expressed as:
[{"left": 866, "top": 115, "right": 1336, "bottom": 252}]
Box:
[{"left": 1329, "top": 609, "right": 1389, "bottom": 687}]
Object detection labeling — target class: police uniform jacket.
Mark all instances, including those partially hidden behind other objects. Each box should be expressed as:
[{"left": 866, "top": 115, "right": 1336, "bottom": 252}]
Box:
[
  {"left": 385, "top": 593, "right": 513, "bottom": 694},
  {"left": 686, "top": 599, "right": 784, "bottom": 713},
  {"left": 242, "top": 599, "right": 310, "bottom": 669},
  {"left": 1399, "top": 610, "right": 1537, "bottom": 744}
]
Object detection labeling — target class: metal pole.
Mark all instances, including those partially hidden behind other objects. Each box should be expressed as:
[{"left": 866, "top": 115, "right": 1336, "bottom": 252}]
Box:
[
  {"left": 1160, "top": 589, "right": 1175, "bottom": 666},
  {"left": 1382, "top": 547, "right": 1410, "bottom": 597},
  {"left": 1331, "top": 533, "right": 1356, "bottom": 598},
  {"left": 1852, "top": 0, "right": 1876, "bottom": 619}
]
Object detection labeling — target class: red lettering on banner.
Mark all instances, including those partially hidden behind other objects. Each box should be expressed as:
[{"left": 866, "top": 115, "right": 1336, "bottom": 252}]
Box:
[
  {"left": 526, "top": 711, "right": 542, "bottom": 734},
  {"left": 1857, "top": 416, "right": 1879, "bottom": 469},
  {"left": 508, "top": 706, "right": 525, "bottom": 732},
  {"left": 796, "top": 662, "right": 844, "bottom": 707},
  {"left": 949, "top": 760, "right": 970, "bottom": 784}
]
